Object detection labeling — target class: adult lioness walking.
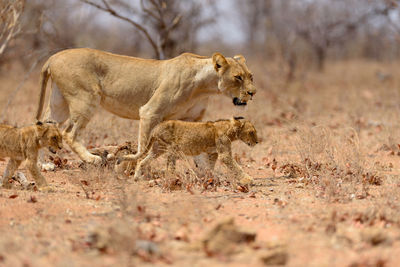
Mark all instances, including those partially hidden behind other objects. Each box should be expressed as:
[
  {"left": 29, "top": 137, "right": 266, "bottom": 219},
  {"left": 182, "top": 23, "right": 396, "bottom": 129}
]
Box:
[{"left": 36, "top": 48, "right": 256, "bottom": 164}]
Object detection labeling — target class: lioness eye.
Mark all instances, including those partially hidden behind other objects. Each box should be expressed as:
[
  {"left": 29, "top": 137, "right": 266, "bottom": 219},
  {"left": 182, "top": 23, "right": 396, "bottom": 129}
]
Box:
[
  {"left": 249, "top": 74, "right": 253, "bottom": 82},
  {"left": 235, "top": 75, "right": 243, "bottom": 81}
]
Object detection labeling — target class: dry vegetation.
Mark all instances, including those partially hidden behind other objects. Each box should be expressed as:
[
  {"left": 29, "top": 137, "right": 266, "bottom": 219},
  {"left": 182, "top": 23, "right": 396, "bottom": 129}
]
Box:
[{"left": 0, "top": 58, "right": 400, "bottom": 266}]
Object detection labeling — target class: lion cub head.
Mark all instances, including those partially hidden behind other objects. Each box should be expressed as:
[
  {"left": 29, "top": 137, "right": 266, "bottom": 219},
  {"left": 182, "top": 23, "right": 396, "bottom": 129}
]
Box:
[
  {"left": 212, "top": 53, "right": 256, "bottom": 106},
  {"left": 230, "top": 117, "right": 258, "bottom": 146},
  {"left": 36, "top": 121, "right": 63, "bottom": 153}
]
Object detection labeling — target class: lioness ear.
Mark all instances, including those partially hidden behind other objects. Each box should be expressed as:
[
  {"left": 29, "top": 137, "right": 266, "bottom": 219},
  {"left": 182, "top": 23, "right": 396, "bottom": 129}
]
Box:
[
  {"left": 233, "top": 54, "right": 246, "bottom": 65},
  {"left": 212, "top": 53, "right": 228, "bottom": 72}
]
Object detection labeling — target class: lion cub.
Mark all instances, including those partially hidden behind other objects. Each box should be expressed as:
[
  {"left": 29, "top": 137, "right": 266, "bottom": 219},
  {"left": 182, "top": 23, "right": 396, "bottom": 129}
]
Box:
[
  {"left": 120, "top": 117, "right": 258, "bottom": 185},
  {"left": 0, "top": 121, "right": 63, "bottom": 190}
]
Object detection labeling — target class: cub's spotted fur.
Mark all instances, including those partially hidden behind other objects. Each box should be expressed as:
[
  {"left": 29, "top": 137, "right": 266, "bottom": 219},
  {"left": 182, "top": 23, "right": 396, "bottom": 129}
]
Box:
[{"left": 119, "top": 117, "right": 258, "bottom": 185}]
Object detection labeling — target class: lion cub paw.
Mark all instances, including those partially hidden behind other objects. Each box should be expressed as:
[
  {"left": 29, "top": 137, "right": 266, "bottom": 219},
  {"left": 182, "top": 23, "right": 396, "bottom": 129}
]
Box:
[
  {"left": 37, "top": 185, "right": 56, "bottom": 193},
  {"left": 238, "top": 174, "right": 255, "bottom": 186},
  {"left": 1, "top": 180, "right": 12, "bottom": 189}
]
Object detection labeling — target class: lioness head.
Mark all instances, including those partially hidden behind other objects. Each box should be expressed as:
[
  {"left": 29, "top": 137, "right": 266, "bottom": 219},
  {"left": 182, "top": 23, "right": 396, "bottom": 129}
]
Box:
[
  {"left": 36, "top": 121, "right": 63, "bottom": 153},
  {"left": 231, "top": 117, "right": 258, "bottom": 146},
  {"left": 212, "top": 53, "right": 256, "bottom": 106}
]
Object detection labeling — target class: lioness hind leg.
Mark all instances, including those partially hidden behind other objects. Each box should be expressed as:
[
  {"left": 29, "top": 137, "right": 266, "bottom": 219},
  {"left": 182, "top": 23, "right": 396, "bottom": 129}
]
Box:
[
  {"left": 1, "top": 159, "right": 22, "bottom": 189},
  {"left": 63, "top": 93, "right": 102, "bottom": 164}
]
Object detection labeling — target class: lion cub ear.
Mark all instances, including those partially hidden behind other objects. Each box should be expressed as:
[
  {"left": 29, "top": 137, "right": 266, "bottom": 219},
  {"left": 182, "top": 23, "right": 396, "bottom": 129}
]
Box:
[
  {"left": 230, "top": 117, "right": 242, "bottom": 128},
  {"left": 233, "top": 54, "right": 246, "bottom": 65},
  {"left": 36, "top": 121, "right": 49, "bottom": 137},
  {"left": 212, "top": 53, "right": 228, "bottom": 72}
]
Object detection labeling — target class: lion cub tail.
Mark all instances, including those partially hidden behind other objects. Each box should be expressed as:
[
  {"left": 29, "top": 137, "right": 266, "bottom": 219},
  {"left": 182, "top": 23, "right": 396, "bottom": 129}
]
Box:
[
  {"left": 121, "top": 135, "right": 157, "bottom": 162},
  {"left": 36, "top": 59, "right": 51, "bottom": 120}
]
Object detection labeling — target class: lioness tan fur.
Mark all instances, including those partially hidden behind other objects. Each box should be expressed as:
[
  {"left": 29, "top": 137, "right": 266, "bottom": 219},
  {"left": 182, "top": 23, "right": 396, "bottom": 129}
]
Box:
[
  {"left": 35, "top": 48, "right": 256, "bottom": 164},
  {"left": 119, "top": 117, "right": 258, "bottom": 185},
  {"left": 0, "top": 121, "right": 63, "bottom": 190}
]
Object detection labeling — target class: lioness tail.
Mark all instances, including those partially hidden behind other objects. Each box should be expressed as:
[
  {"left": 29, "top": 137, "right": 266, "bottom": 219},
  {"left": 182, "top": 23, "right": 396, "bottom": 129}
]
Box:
[{"left": 36, "top": 59, "right": 51, "bottom": 120}]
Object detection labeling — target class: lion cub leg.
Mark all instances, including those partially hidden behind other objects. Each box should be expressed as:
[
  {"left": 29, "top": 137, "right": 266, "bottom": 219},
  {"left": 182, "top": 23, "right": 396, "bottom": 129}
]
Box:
[
  {"left": 134, "top": 147, "right": 163, "bottom": 181},
  {"left": 217, "top": 137, "right": 254, "bottom": 186},
  {"left": 219, "top": 153, "right": 254, "bottom": 185},
  {"left": 1, "top": 159, "right": 22, "bottom": 189},
  {"left": 207, "top": 153, "right": 218, "bottom": 170},
  {"left": 220, "top": 153, "right": 254, "bottom": 186},
  {"left": 166, "top": 147, "right": 178, "bottom": 173},
  {"left": 26, "top": 157, "right": 48, "bottom": 189}
]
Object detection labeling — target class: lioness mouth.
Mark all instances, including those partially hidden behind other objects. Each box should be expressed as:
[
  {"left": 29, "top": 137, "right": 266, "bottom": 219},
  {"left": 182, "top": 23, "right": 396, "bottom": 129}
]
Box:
[{"left": 233, "top": 97, "right": 247, "bottom": 106}]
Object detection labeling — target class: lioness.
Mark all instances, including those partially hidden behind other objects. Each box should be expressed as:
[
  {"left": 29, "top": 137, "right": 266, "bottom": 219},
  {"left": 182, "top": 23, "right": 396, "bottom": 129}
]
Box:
[
  {"left": 119, "top": 117, "right": 258, "bottom": 185},
  {"left": 35, "top": 48, "right": 256, "bottom": 164},
  {"left": 0, "top": 121, "right": 63, "bottom": 190}
]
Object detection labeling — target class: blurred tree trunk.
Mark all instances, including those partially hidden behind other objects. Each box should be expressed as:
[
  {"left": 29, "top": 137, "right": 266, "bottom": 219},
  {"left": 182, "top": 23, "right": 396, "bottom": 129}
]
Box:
[{"left": 314, "top": 45, "right": 326, "bottom": 72}]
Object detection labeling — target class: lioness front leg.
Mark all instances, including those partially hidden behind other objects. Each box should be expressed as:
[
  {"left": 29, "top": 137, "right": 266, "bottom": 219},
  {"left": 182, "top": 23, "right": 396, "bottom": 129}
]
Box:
[
  {"left": 217, "top": 137, "right": 254, "bottom": 186},
  {"left": 1, "top": 159, "right": 22, "bottom": 189},
  {"left": 136, "top": 114, "right": 163, "bottom": 157},
  {"left": 130, "top": 97, "right": 168, "bottom": 158}
]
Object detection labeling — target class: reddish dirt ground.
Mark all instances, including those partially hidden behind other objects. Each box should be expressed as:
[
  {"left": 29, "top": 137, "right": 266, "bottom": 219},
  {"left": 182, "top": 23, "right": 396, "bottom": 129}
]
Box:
[{"left": 1, "top": 60, "right": 400, "bottom": 266}]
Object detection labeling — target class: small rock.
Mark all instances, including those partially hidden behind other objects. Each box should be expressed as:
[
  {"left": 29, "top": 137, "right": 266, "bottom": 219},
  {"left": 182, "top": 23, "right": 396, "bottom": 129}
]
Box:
[
  {"left": 27, "top": 196, "right": 38, "bottom": 203},
  {"left": 14, "top": 172, "right": 29, "bottom": 186},
  {"left": 174, "top": 227, "right": 189, "bottom": 242},
  {"left": 361, "top": 228, "right": 389, "bottom": 246},
  {"left": 202, "top": 217, "right": 256, "bottom": 256},
  {"left": 148, "top": 180, "right": 157, "bottom": 187},
  {"left": 41, "top": 162, "right": 56, "bottom": 171},
  {"left": 87, "top": 223, "right": 137, "bottom": 254},
  {"left": 135, "top": 240, "right": 160, "bottom": 255},
  {"left": 87, "top": 227, "right": 109, "bottom": 251},
  {"left": 260, "top": 249, "right": 288, "bottom": 265}
]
